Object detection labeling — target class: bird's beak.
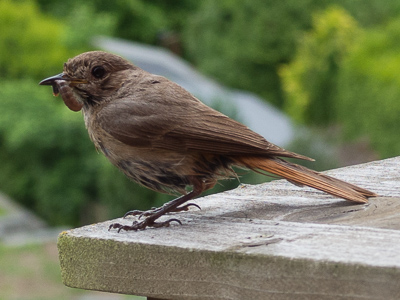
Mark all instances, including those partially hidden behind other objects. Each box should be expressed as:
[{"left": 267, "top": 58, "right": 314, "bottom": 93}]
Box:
[
  {"left": 39, "top": 73, "right": 87, "bottom": 96},
  {"left": 39, "top": 73, "right": 87, "bottom": 86},
  {"left": 39, "top": 73, "right": 66, "bottom": 86}
]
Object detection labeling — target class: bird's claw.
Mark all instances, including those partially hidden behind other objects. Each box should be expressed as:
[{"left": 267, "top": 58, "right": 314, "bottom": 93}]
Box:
[
  {"left": 123, "top": 202, "right": 201, "bottom": 219},
  {"left": 174, "top": 203, "right": 201, "bottom": 212},
  {"left": 123, "top": 209, "right": 145, "bottom": 218},
  {"left": 109, "top": 218, "right": 182, "bottom": 232}
]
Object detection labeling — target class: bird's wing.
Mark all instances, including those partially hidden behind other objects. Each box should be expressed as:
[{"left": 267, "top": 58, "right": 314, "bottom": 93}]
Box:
[{"left": 97, "top": 79, "right": 312, "bottom": 161}]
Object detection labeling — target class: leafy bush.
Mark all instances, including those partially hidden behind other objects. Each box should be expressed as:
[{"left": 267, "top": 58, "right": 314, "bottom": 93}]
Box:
[
  {"left": 0, "top": 80, "right": 91, "bottom": 224},
  {"left": 37, "top": 0, "right": 197, "bottom": 45},
  {"left": 0, "top": 0, "right": 71, "bottom": 80},
  {"left": 279, "top": 5, "right": 400, "bottom": 159},
  {"left": 61, "top": 3, "right": 117, "bottom": 53},
  {"left": 279, "top": 6, "right": 360, "bottom": 125},
  {"left": 183, "top": 0, "right": 400, "bottom": 108},
  {"left": 336, "top": 17, "right": 400, "bottom": 158},
  {"left": 183, "top": 0, "right": 330, "bottom": 107}
]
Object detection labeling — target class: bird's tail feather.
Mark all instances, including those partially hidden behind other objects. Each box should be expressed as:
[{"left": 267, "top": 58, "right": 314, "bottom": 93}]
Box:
[{"left": 234, "top": 156, "right": 377, "bottom": 203}]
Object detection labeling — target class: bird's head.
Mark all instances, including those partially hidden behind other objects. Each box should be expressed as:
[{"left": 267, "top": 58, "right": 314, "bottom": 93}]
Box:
[{"left": 39, "top": 51, "right": 136, "bottom": 111}]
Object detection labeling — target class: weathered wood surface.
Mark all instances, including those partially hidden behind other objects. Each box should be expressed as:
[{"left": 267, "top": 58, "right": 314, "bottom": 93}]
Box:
[{"left": 58, "top": 156, "right": 400, "bottom": 300}]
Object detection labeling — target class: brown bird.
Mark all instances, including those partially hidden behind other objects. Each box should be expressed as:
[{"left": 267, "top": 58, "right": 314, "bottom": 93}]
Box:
[{"left": 39, "top": 51, "right": 377, "bottom": 231}]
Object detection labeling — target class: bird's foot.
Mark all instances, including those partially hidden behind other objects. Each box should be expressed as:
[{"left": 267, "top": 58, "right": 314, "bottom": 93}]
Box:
[
  {"left": 108, "top": 217, "right": 182, "bottom": 232},
  {"left": 123, "top": 202, "right": 201, "bottom": 219}
]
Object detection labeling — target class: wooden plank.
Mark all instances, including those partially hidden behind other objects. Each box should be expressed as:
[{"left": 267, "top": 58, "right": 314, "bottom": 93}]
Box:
[{"left": 58, "top": 156, "right": 400, "bottom": 300}]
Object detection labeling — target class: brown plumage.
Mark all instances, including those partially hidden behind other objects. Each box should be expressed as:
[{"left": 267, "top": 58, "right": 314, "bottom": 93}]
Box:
[{"left": 39, "top": 51, "right": 377, "bottom": 231}]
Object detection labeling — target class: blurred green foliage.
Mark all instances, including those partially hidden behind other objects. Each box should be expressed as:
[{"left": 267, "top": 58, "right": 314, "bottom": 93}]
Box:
[
  {"left": 336, "top": 17, "right": 400, "bottom": 158},
  {"left": 37, "top": 0, "right": 199, "bottom": 45},
  {"left": 182, "top": 0, "right": 400, "bottom": 108},
  {"left": 61, "top": 3, "right": 117, "bottom": 53},
  {"left": 183, "top": 0, "right": 326, "bottom": 107},
  {"left": 0, "top": 0, "right": 70, "bottom": 80},
  {"left": 279, "top": 5, "right": 400, "bottom": 159},
  {"left": 0, "top": 80, "right": 93, "bottom": 225},
  {"left": 280, "top": 6, "right": 360, "bottom": 125}
]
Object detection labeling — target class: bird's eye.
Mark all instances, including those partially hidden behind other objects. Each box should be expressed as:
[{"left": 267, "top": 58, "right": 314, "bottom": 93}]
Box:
[{"left": 91, "top": 66, "right": 106, "bottom": 79}]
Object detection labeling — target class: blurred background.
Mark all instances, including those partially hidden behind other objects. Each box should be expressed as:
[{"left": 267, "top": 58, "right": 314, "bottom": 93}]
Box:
[{"left": 1, "top": 0, "right": 400, "bottom": 299}]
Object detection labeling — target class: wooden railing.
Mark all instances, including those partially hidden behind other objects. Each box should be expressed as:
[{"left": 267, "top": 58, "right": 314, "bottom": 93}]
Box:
[{"left": 58, "top": 156, "right": 400, "bottom": 300}]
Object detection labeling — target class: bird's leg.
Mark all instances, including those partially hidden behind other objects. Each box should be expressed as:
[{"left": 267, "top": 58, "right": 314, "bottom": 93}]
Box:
[{"left": 109, "top": 183, "right": 204, "bottom": 232}]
